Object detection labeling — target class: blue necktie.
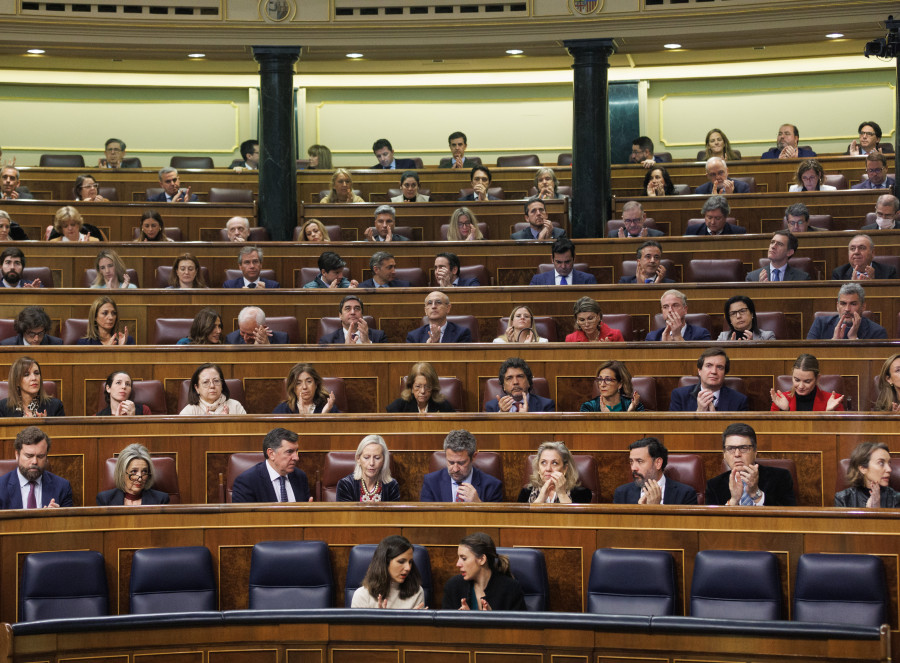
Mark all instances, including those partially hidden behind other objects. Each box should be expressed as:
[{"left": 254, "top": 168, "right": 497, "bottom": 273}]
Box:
[
  {"left": 278, "top": 476, "right": 288, "bottom": 502},
  {"left": 739, "top": 482, "right": 754, "bottom": 506},
  {"left": 772, "top": 268, "right": 781, "bottom": 282},
  {"left": 559, "top": 275, "right": 567, "bottom": 286}
]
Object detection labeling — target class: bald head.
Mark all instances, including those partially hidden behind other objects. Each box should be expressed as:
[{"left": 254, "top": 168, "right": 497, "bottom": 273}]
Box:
[{"left": 226, "top": 216, "right": 250, "bottom": 242}]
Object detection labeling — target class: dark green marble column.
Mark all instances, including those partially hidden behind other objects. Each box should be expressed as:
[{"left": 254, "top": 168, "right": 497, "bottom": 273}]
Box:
[
  {"left": 564, "top": 39, "right": 617, "bottom": 238},
  {"left": 252, "top": 46, "right": 300, "bottom": 241}
]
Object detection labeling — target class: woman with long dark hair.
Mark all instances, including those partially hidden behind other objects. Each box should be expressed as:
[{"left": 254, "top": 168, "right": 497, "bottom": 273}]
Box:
[
  {"left": 351, "top": 535, "right": 426, "bottom": 608},
  {"left": 441, "top": 532, "right": 525, "bottom": 611}
]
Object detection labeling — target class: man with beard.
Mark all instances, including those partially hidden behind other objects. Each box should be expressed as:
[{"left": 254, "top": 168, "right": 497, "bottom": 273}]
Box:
[
  {"left": 0, "top": 426, "right": 73, "bottom": 508},
  {"left": 1, "top": 248, "right": 42, "bottom": 288},
  {"left": 613, "top": 437, "right": 698, "bottom": 504},
  {"left": 484, "top": 357, "right": 555, "bottom": 412}
]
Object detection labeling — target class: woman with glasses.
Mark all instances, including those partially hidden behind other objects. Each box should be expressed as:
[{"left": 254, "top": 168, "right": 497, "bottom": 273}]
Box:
[
  {"left": 387, "top": 362, "right": 454, "bottom": 413},
  {"left": 717, "top": 295, "right": 775, "bottom": 341},
  {"left": 846, "top": 121, "right": 884, "bottom": 157},
  {"left": 97, "top": 370, "right": 151, "bottom": 416},
  {"left": 788, "top": 160, "right": 836, "bottom": 192},
  {"left": 446, "top": 207, "right": 484, "bottom": 241},
  {"left": 770, "top": 353, "right": 845, "bottom": 412},
  {"left": 580, "top": 360, "right": 644, "bottom": 412},
  {"left": 179, "top": 363, "right": 246, "bottom": 415},
  {"left": 96, "top": 443, "right": 169, "bottom": 505},
  {"left": 73, "top": 174, "right": 109, "bottom": 202},
  {"left": 565, "top": 297, "right": 624, "bottom": 343},
  {"left": 391, "top": 170, "right": 430, "bottom": 203}
]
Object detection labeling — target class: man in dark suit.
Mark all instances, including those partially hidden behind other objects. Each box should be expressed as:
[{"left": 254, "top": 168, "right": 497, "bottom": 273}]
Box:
[
  {"left": 806, "top": 283, "right": 888, "bottom": 340},
  {"left": 1, "top": 306, "right": 62, "bottom": 346},
  {"left": 706, "top": 423, "right": 796, "bottom": 506},
  {"left": 831, "top": 234, "right": 897, "bottom": 280},
  {"left": 1, "top": 248, "right": 43, "bottom": 288},
  {"left": 222, "top": 246, "right": 280, "bottom": 289},
  {"left": 669, "top": 347, "right": 749, "bottom": 412},
  {"left": 861, "top": 194, "right": 900, "bottom": 230},
  {"left": 364, "top": 204, "right": 409, "bottom": 242},
  {"left": 225, "top": 306, "right": 290, "bottom": 345},
  {"left": 440, "top": 131, "right": 478, "bottom": 169},
  {"left": 511, "top": 198, "right": 567, "bottom": 241},
  {"left": 420, "top": 429, "right": 503, "bottom": 502},
  {"left": 318, "top": 294, "right": 387, "bottom": 344},
  {"left": 406, "top": 291, "right": 472, "bottom": 343},
  {"left": 484, "top": 357, "right": 555, "bottom": 412},
  {"left": 0, "top": 166, "right": 34, "bottom": 200},
  {"left": 529, "top": 238, "right": 596, "bottom": 285},
  {"left": 619, "top": 241, "right": 674, "bottom": 284},
  {"left": 434, "top": 252, "right": 480, "bottom": 287},
  {"left": 613, "top": 438, "right": 698, "bottom": 505},
  {"left": 745, "top": 230, "right": 809, "bottom": 282},
  {"left": 646, "top": 290, "right": 711, "bottom": 341},
  {"left": 693, "top": 158, "right": 751, "bottom": 195},
  {"left": 371, "top": 138, "right": 417, "bottom": 170},
  {"left": 458, "top": 165, "right": 501, "bottom": 202},
  {"left": 851, "top": 152, "right": 895, "bottom": 190},
  {"left": 231, "top": 428, "right": 311, "bottom": 503},
  {"left": 147, "top": 167, "right": 198, "bottom": 202},
  {"left": 685, "top": 195, "right": 746, "bottom": 235},
  {"left": 760, "top": 124, "right": 816, "bottom": 159},
  {"left": 0, "top": 426, "right": 73, "bottom": 509},
  {"left": 359, "top": 251, "right": 411, "bottom": 288},
  {"left": 608, "top": 201, "right": 664, "bottom": 238},
  {"left": 783, "top": 202, "right": 821, "bottom": 233}
]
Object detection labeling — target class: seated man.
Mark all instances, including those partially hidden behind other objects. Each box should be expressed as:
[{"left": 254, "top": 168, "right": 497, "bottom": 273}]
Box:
[
  {"left": 148, "top": 167, "right": 198, "bottom": 203},
  {"left": 407, "top": 291, "right": 472, "bottom": 343},
  {"left": 419, "top": 429, "right": 503, "bottom": 502},
  {"left": 629, "top": 136, "right": 668, "bottom": 168},
  {"left": 459, "top": 165, "right": 500, "bottom": 201},
  {"left": 484, "top": 357, "right": 555, "bottom": 412},
  {"left": 302, "top": 251, "right": 358, "bottom": 288},
  {"left": 232, "top": 139, "right": 259, "bottom": 172},
  {"left": 783, "top": 202, "right": 819, "bottom": 233},
  {"left": 705, "top": 422, "right": 796, "bottom": 506},
  {"left": 831, "top": 234, "right": 897, "bottom": 280},
  {"left": 98, "top": 138, "right": 128, "bottom": 168},
  {"left": 1, "top": 306, "right": 62, "bottom": 346},
  {"left": 434, "top": 252, "right": 480, "bottom": 287},
  {"left": 609, "top": 201, "right": 664, "bottom": 238},
  {"left": 0, "top": 426, "right": 73, "bottom": 509},
  {"left": 760, "top": 124, "right": 816, "bottom": 159},
  {"left": 686, "top": 196, "right": 746, "bottom": 236},
  {"left": 646, "top": 289, "right": 711, "bottom": 341},
  {"left": 371, "top": 138, "right": 417, "bottom": 170},
  {"left": 1, "top": 248, "right": 42, "bottom": 288},
  {"left": 223, "top": 246, "right": 279, "bottom": 288},
  {"left": 359, "top": 251, "right": 411, "bottom": 288},
  {"left": 861, "top": 194, "right": 900, "bottom": 230},
  {"left": 225, "top": 216, "right": 251, "bottom": 242},
  {"left": 669, "top": 347, "right": 749, "bottom": 412},
  {"left": 851, "top": 151, "right": 895, "bottom": 190},
  {"left": 231, "top": 428, "right": 311, "bottom": 503},
  {"left": 318, "top": 294, "right": 387, "bottom": 344},
  {"left": 746, "top": 230, "right": 809, "bottom": 282},
  {"left": 529, "top": 238, "right": 596, "bottom": 285},
  {"left": 225, "top": 306, "right": 290, "bottom": 344},
  {"left": 440, "top": 131, "right": 478, "bottom": 169},
  {"left": 619, "top": 240, "right": 673, "bottom": 284},
  {"left": 693, "top": 158, "right": 751, "bottom": 195},
  {"left": 511, "top": 198, "right": 566, "bottom": 241},
  {"left": 364, "top": 204, "right": 408, "bottom": 242},
  {"left": 806, "top": 283, "right": 888, "bottom": 340},
  {"left": 0, "top": 166, "right": 34, "bottom": 200},
  {"left": 613, "top": 437, "right": 698, "bottom": 505}
]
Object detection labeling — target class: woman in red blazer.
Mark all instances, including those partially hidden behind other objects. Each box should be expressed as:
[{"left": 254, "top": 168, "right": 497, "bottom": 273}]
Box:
[
  {"left": 564, "top": 296, "right": 624, "bottom": 343},
  {"left": 770, "top": 353, "right": 845, "bottom": 412}
]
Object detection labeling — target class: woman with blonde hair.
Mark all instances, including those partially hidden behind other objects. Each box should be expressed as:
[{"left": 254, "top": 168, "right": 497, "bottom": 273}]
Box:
[
  {"left": 517, "top": 441, "right": 591, "bottom": 504},
  {"left": 565, "top": 297, "right": 624, "bottom": 343},
  {"left": 321, "top": 168, "right": 364, "bottom": 203},
  {"left": 50, "top": 206, "right": 99, "bottom": 242},
  {"left": 0, "top": 357, "right": 65, "bottom": 417},
  {"left": 386, "top": 362, "right": 454, "bottom": 413},
  {"left": 91, "top": 249, "right": 136, "bottom": 289},
  {"left": 338, "top": 435, "right": 400, "bottom": 502},
  {"left": 873, "top": 353, "right": 900, "bottom": 412},
  {"left": 770, "top": 353, "right": 845, "bottom": 412},
  {"left": 96, "top": 443, "right": 170, "bottom": 505},
  {"left": 493, "top": 305, "right": 547, "bottom": 344},
  {"left": 446, "top": 207, "right": 483, "bottom": 241},
  {"left": 298, "top": 219, "right": 331, "bottom": 243}
]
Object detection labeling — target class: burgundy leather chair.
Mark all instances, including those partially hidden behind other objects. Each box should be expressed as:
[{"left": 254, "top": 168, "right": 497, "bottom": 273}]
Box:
[
  {"left": 292, "top": 224, "right": 342, "bottom": 242},
  {"left": 807, "top": 215, "right": 833, "bottom": 231},
  {"left": 22, "top": 267, "right": 54, "bottom": 288},
  {"left": 296, "top": 267, "right": 351, "bottom": 288},
  {"left": 755, "top": 312, "right": 788, "bottom": 339},
  {"left": 83, "top": 269, "right": 139, "bottom": 288},
  {"left": 440, "top": 222, "right": 488, "bottom": 240},
  {"left": 319, "top": 452, "right": 357, "bottom": 502},
  {"left": 458, "top": 187, "right": 505, "bottom": 200},
  {"left": 218, "top": 227, "right": 270, "bottom": 242},
  {"left": 672, "top": 183, "right": 692, "bottom": 195},
  {"left": 686, "top": 259, "right": 743, "bottom": 283},
  {"left": 823, "top": 174, "right": 847, "bottom": 189},
  {"left": 523, "top": 453, "right": 600, "bottom": 503},
  {"left": 220, "top": 452, "right": 262, "bottom": 503},
  {"left": 276, "top": 376, "right": 349, "bottom": 413},
  {"left": 61, "top": 319, "right": 89, "bottom": 345},
  {"left": 497, "top": 316, "right": 558, "bottom": 342},
  {"left": 177, "top": 379, "right": 245, "bottom": 414},
  {"left": 390, "top": 226, "right": 415, "bottom": 241},
  {"left": 102, "top": 455, "right": 180, "bottom": 503},
  {"left": 316, "top": 316, "right": 377, "bottom": 343},
  {"left": 0, "top": 381, "right": 57, "bottom": 400},
  {"left": 664, "top": 454, "right": 705, "bottom": 504},
  {"left": 496, "top": 154, "right": 540, "bottom": 168},
  {"left": 774, "top": 374, "right": 850, "bottom": 410},
  {"left": 429, "top": 451, "right": 502, "bottom": 482},
  {"left": 731, "top": 176, "right": 756, "bottom": 192},
  {"left": 132, "top": 227, "right": 184, "bottom": 242},
  {"left": 399, "top": 376, "right": 464, "bottom": 411},
  {"left": 95, "top": 380, "right": 167, "bottom": 415},
  {"left": 263, "top": 317, "right": 300, "bottom": 344},
  {"left": 756, "top": 257, "right": 815, "bottom": 280},
  {"left": 600, "top": 314, "right": 633, "bottom": 341},
  {"left": 652, "top": 313, "right": 713, "bottom": 338},
  {"left": 208, "top": 188, "right": 253, "bottom": 203},
  {"left": 873, "top": 255, "right": 900, "bottom": 276},
  {"left": 151, "top": 319, "right": 193, "bottom": 345},
  {"left": 419, "top": 315, "right": 478, "bottom": 342},
  {"left": 155, "top": 265, "right": 210, "bottom": 288},
  {"left": 394, "top": 267, "right": 426, "bottom": 287},
  {"left": 483, "top": 377, "right": 550, "bottom": 409},
  {"left": 590, "top": 376, "right": 657, "bottom": 411},
  {"left": 0, "top": 319, "right": 15, "bottom": 340},
  {"left": 170, "top": 156, "right": 214, "bottom": 169},
  {"left": 557, "top": 153, "right": 572, "bottom": 165}
]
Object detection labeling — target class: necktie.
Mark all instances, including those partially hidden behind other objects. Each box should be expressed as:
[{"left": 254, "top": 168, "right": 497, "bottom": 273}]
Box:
[
  {"left": 559, "top": 275, "right": 568, "bottom": 286},
  {"left": 772, "top": 268, "right": 781, "bottom": 282},
  {"left": 27, "top": 481, "right": 36, "bottom": 509},
  {"left": 739, "top": 482, "right": 754, "bottom": 506},
  {"left": 247, "top": 282, "right": 257, "bottom": 289},
  {"left": 454, "top": 482, "right": 464, "bottom": 502},
  {"left": 278, "top": 476, "right": 288, "bottom": 502}
]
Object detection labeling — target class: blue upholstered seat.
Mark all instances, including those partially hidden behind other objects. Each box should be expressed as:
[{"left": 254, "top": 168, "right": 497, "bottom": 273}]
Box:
[
  {"left": 587, "top": 548, "right": 675, "bottom": 616},
  {"left": 249, "top": 540, "right": 334, "bottom": 609},
  {"left": 690, "top": 550, "right": 781, "bottom": 620},
  {"left": 20, "top": 550, "right": 108, "bottom": 622},
  {"left": 497, "top": 547, "right": 549, "bottom": 611},
  {"left": 129, "top": 546, "right": 216, "bottom": 614},
  {"left": 343, "top": 543, "right": 434, "bottom": 608},
  {"left": 793, "top": 553, "right": 887, "bottom": 627}
]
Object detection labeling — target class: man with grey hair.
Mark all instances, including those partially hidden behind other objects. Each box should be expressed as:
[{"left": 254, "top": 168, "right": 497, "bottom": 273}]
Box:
[
  {"left": 609, "top": 201, "right": 664, "bottom": 238},
  {"left": 686, "top": 195, "right": 746, "bottom": 235},
  {"left": 148, "top": 167, "right": 197, "bottom": 203},
  {"left": 419, "top": 429, "right": 503, "bottom": 502},
  {"left": 231, "top": 428, "right": 311, "bottom": 503},
  {"left": 806, "top": 283, "right": 887, "bottom": 340},
  {"left": 646, "top": 289, "right": 711, "bottom": 341},
  {"left": 225, "top": 216, "right": 251, "bottom": 242},
  {"left": 223, "top": 246, "right": 279, "bottom": 288},
  {"left": 0, "top": 166, "right": 33, "bottom": 200},
  {"left": 359, "top": 251, "right": 410, "bottom": 288},
  {"left": 364, "top": 204, "right": 408, "bottom": 242},
  {"left": 861, "top": 194, "right": 900, "bottom": 231},
  {"left": 783, "top": 202, "right": 819, "bottom": 233},
  {"left": 831, "top": 234, "right": 897, "bottom": 280},
  {"left": 694, "top": 157, "right": 751, "bottom": 195},
  {"left": 225, "top": 306, "right": 289, "bottom": 344}
]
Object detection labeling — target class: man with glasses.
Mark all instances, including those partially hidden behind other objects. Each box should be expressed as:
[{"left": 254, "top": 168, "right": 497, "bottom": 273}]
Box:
[
  {"left": 609, "top": 201, "right": 664, "bottom": 238},
  {"left": 693, "top": 158, "right": 750, "bottom": 195},
  {"left": 225, "top": 306, "right": 289, "bottom": 345},
  {"left": 1, "top": 306, "right": 62, "bottom": 346},
  {"left": 781, "top": 202, "right": 819, "bottom": 233},
  {"left": 98, "top": 138, "right": 128, "bottom": 168},
  {"left": 706, "top": 422, "right": 796, "bottom": 506},
  {"left": 760, "top": 124, "right": 816, "bottom": 159},
  {"left": 669, "top": 347, "right": 748, "bottom": 412},
  {"left": 1, "top": 248, "right": 42, "bottom": 288},
  {"left": 846, "top": 121, "right": 883, "bottom": 157},
  {"left": 406, "top": 291, "right": 472, "bottom": 343},
  {"left": 852, "top": 151, "right": 895, "bottom": 190},
  {"left": 861, "top": 194, "right": 900, "bottom": 231},
  {"left": 746, "top": 230, "right": 809, "bottom": 282},
  {"left": 420, "top": 429, "right": 503, "bottom": 502},
  {"left": 831, "top": 234, "right": 897, "bottom": 280}
]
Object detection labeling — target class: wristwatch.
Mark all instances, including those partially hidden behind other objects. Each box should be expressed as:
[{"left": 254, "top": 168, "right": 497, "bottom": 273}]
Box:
[{"left": 752, "top": 489, "right": 762, "bottom": 500}]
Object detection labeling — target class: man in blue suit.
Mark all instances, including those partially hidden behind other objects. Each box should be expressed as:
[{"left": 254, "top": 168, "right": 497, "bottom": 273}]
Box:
[
  {"left": 434, "top": 252, "right": 480, "bottom": 287},
  {"left": 669, "top": 348, "right": 749, "bottom": 412},
  {"left": 646, "top": 290, "right": 711, "bottom": 342},
  {"left": 147, "top": 167, "right": 199, "bottom": 202},
  {"left": 406, "top": 291, "right": 473, "bottom": 343},
  {"left": 225, "top": 306, "right": 290, "bottom": 345},
  {"left": 484, "top": 357, "right": 555, "bottom": 412},
  {"left": 529, "top": 238, "right": 597, "bottom": 286},
  {"left": 613, "top": 438, "right": 698, "bottom": 505},
  {"left": 359, "top": 251, "right": 411, "bottom": 289},
  {"left": 318, "top": 294, "right": 388, "bottom": 344},
  {"left": 619, "top": 241, "right": 674, "bottom": 284},
  {"left": 0, "top": 426, "right": 73, "bottom": 509},
  {"left": 420, "top": 429, "right": 503, "bottom": 502},
  {"left": 222, "top": 246, "right": 279, "bottom": 289},
  {"left": 511, "top": 198, "right": 567, "bottom": 240},
  {"left": 231, "top": 428, "right": 311, "bottom": 503},
  {"left": 760, "top": 124, "right": 816, "bottom": 159},
  {"left": 1, "top": 306, "right": 63, "bottom": 346},
  {"left": 371, "top": 138, "right": 418, "bottom": 170},
  {"left": 693, "top": 158, "right": 751, "bottom": 196},
  {"left": 685, "top": 195, "right": 746, "bottom": 235},
  {"left": 1, "top": 248, "right": 44, "bottom": 288}
]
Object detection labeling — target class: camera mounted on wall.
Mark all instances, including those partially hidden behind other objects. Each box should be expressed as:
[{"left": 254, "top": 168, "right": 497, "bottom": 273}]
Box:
[{"left": 864, "top": 15, "right": 899, "bottom": 59}]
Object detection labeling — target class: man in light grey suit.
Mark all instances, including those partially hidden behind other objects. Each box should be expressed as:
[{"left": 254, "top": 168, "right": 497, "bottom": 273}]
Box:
[{"left": 746, "top": 230, "right": 810, "bottom": 282}]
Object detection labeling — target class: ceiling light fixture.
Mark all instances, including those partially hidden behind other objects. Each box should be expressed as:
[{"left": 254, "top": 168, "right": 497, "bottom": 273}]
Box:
[
  {"left": 506, "top": 49, "right": 524, "bottom": 55},
  {"left": 826, "top": 33, "right": 844, "bottom": 39},
  {"left": 346, "top": 53, "right": 364, "bottom": 59},
  {"left": 663, "top": 43, "right": 682, "bottom": 50},
  {"left": 26, "top": 49, "right": 45, "bottom": 55}
]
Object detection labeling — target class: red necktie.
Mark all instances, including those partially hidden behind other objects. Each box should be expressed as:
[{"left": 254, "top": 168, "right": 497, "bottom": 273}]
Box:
[{"left": 27, "top": 481, "right": 37, "bottom": 509}]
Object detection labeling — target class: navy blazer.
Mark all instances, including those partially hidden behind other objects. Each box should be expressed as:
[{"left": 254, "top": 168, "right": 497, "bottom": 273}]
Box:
[
  {"left": 613, "top": 478, "right": 698, "bottom": 504},
  {"left": 745, "top": 265, "right": 810, "bottom": 282},
  {"left": 358, "top": 278, "right": 411, "bottom": 289},
  {"left": 96, "top": 487, "right": 170, "bottom": 506},
  {"left": 231, "top": 461, "right": 310, "bottom": 503},
  {"left": 645, "top": 324, "right": 711, "bottom": 342},
  {"left": 510, "top": 226, "right": 567, "bottom": 240},
  {"left": 529, "top": 269, "right": 597, "bottom": 286},
  {"left": 607, "top": 228, "right": 665, "bottom": 238},
  {"left": 693, "top": 180, "right": 752, "bottom": 195},
  {"left": 0, "top": 469, "right": 73, "bottom": 508},
  {"left": 147, "top": 191, "right": 199, "bottom": 202},
  {"left": 225, "top": 329, "right": 290, "bottom": 344},
  {"left": 830, "top": 261, "right": 897, "bottom": 280},
  {"left": 806, "top": 315, "right": 888, "bottom": 340},
  {"left": 619, "top": 275, "right": 675, "bottom": 284},
  {"left": 685, "top": 222, "right": 746, "bottom": 235},
  {"left": 760, "top": 146, "right": 817, "bottom": 159},
  {"left": 484, "top": 392, "right": 555, "bottom": 412},
  {"left": 454, "top": 276, "right": 481, "bottom": 287},
  {"left": 669, "top": 384, "right": 749, "bottom": 412},
  {"left": 371, "top": 158, "right": 418, "bottom": 170},
  {"left": 706, "top": 464, "right": 796, "bottom": 506},
  {"left": 406, "top": 321, "right": 472, "bottom": 343},
  {"left": 1, "top": 334, "right": 63, "bottom": 346},
  {"left": 419, "top": 466, "right": 504, "bottom": 502},
  {"left": 336, "top": 475, "right": 401, "bottom": 502},
  {"left": 318, "top": 327, "right": 387, "bottom": 344},
  {"left": 222, "top": 277, "right": 280, "bottom": 289}
]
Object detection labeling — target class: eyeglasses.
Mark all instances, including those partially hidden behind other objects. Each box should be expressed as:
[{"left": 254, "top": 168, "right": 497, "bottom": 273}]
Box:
[
  {"left": 23, "top": 329, "right": 46, "bottom": 340},
  {"left": 80, "top": 183, "right": 98, "bottom": 190},
  {"left": 411, "top": 384, "right": 431, "bottom": 392},
  {"left": 859, "top": 131, "right": 876, "bottom": 137},
  {"left": 457, "top": 220, "right": 472, "bottom": 227},
  {"left": 425, "top": 299, "right": 446, "bottom": 306},
  {"left": 127, "top": 469, "right": 150, "bottom": 479},
  {"left": 595, "top": 377, "right": 619, "bottom": 384},
  {"left": 724, "top": 445, "right": 754, "bottom": 455},
  {"left": 199, "top": 379, "right": 222, "bottom": 388},
  {"left": 729, "top": 307, "right": 750, "bottom": 318},
  {"left": 787, "top": 220, "right": 807, "bottom": 228},
  {"left": 866, "top": 168, "right": 883, "bottom": 175}
]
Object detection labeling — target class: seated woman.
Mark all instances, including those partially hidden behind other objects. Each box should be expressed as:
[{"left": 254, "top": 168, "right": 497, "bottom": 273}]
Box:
[
  {"left": 770, "top": 353, "right": 845, "bottom": 412},
  {"left": 135, "top": 209, "right": 174, "bottom": 242},
  {"left": 441, "top": 532, "right": 526, "bottom": 611},
  {"left": 272, "top": 363, "right": 338, "bottom": 414},
  {"left": 703, "top": 128, "right": 740, "bottom": 161},
  {"left": 307, "top": 144, "right": 332, "bottom": 170},
  {"left": 97, "top": 370, "right": 151, "bottom": 415},
  {"left": 387, "top": 362, "right": 454, "bottom": 413},
  {"left": 0, "top": 356, "right": 65, "bottom": 417},
  {"left": 517, "top": 441, "right": 592, "bottom": 504},
  {"left": 834, "top": 442, "right": 899, "bottom": 507},
  {"left": 298, "top": 219, "right": 331, "bottom": 243},
  {"left": 49, "top": 206, "right": 99, "bottom": 242},
  {"left": 644, "top": 166, "right": 676, "bottom": 196},
  {"left": 788, "top": 159, "right": 836, "bottom": 192},
  {"left": 167, "top": 253, "right": 207, "bottom": 289},
  {"left": 321, "top": 168, "right": 365, "bottom": 203},
  {"left": 338, "top": 435, "right": 400, "bottom": 502},
  {"left": 717, "top": 295, "right": 775, "bottom": 341},
  {"left": 565, "top": 297, "right": 623, "bottom": 343},
  {"left": 351, "top": 535, "right": 426, "bottom": 608},
  {"left": 96, "top": 443, "right": 170, "bottom": 506},
  {"left": 391, "top": 170, "right": 430, "bottom": 203},
  {"left": 873, "top": 353, "right": 900, "bottom": 412},
  {"left": 533, "top": 167, "right": 566, "bottom": 200},
  {"left": 177, "top": 307, "right": 223, "bottom": 345},
  {"left": 580, "top": 360, "right": 644, "bottom": 412},
  {"left": 446, "top": 207, "right": 484, "bottom": 241},
  {"left": 179, "top": 363, "right": 246, "bottom": 415},
  {"left": 91, "top": 249, "right": 136, "bottom": 289},
  {"left": 77, "top": 296, "right": 135, "bottom": 346},
  {"left": 73, "top": 174, "right": 109, "bottom": 202},
  {"left": 493, "top": 305, "right": 548, "bottom": 344}
]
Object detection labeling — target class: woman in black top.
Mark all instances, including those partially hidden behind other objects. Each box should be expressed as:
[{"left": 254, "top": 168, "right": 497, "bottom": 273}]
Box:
[
  {"left": 336, "top": 435, "right": 401, "bottom": 502},
  {"left": 0, "top": 357, "right": 65, "bottom": 417},
  {"left": 834, "top": 442, "right": 900, "bottom": 508},
  {"left": 387, "top": 362, "right": 455, "bottom": 413},
  {"left": 97, "top": 370, "right": 151, "bottom": 416},
  {"left": 441, "top": 532, "right": 526, "bottom": 611},
  {"left": 517, "top": 441, "right": 592, "bottom": 504},
  {"left": 272, "top": 363, "right": 338, "bottom": 414},
  {"left": 96, "top": 443, "right": 169, "bottom": 506}
]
